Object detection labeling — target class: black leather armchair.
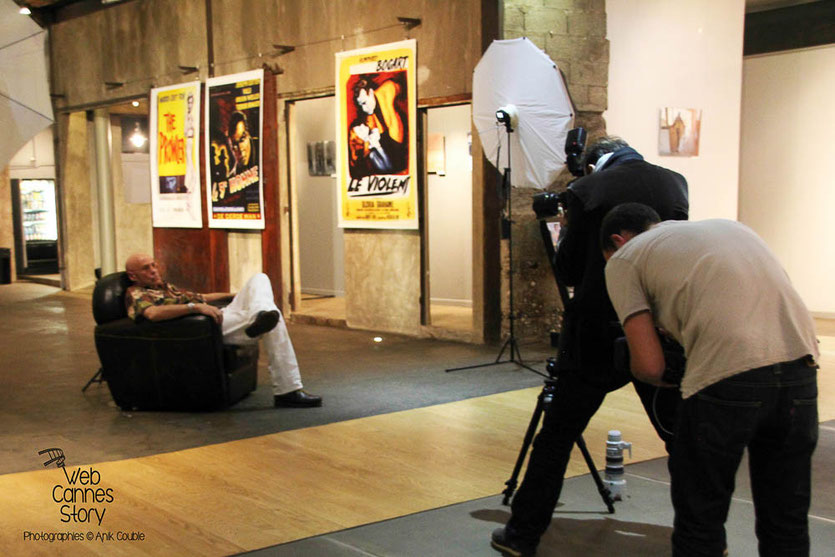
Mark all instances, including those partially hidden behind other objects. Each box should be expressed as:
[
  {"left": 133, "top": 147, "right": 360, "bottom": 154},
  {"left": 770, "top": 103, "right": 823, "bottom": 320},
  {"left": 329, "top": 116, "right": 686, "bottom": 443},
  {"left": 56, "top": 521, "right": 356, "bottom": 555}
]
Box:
[{"left": 92, "top": 272, "right": 258, "bottom": 411}]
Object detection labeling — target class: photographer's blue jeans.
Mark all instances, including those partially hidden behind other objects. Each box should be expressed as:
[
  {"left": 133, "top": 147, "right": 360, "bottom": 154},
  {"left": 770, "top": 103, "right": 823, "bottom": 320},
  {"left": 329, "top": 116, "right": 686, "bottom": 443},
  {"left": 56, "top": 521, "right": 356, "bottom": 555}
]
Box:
[{"left": 670, "top": 359, "right": 818, "bottom": 557}]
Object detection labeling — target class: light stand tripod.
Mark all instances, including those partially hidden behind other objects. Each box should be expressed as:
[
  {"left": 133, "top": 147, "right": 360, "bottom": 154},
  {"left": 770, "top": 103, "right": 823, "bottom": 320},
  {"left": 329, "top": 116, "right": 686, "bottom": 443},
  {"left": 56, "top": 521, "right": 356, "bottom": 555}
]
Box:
[
  {"left": 499, "top": 217, "right": 616, "bottom": 513},
  {"left": 447, "top": 116, "right": 542, "bottom": 376}
]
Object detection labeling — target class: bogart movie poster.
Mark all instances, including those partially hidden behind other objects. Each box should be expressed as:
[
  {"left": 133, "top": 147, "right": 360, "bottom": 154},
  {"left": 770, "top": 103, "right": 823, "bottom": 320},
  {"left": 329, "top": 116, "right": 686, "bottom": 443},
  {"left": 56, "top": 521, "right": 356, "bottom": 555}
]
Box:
[
  {"left": 205, "top": 69, "right": 265, "bottom": 229},
  {"left": 335, "top": 39, "right": 417, "bottom": 229},
  {"left": 149, "top": 82, "right": 203, "bottom": 228}
]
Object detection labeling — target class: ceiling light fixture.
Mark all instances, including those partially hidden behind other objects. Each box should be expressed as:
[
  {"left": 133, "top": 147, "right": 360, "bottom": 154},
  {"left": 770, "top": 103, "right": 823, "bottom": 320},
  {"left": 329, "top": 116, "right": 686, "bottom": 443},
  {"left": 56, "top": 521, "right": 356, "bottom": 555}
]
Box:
[
  {"left": 129, "top": 122, "right": 146, "bottom": 148},
  {"left": 131, "top": 101, "right": 139, "bottom": 107},
  {"left": 19, "top": 6, "right": 31, "bottom": 15}
]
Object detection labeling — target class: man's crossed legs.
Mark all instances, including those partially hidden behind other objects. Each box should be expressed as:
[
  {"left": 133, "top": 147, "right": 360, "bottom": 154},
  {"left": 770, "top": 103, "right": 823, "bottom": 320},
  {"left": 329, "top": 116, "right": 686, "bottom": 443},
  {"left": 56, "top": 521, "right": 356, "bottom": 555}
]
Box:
[{"left": 221, "top": 273, "right": 321, "bottom": 408}]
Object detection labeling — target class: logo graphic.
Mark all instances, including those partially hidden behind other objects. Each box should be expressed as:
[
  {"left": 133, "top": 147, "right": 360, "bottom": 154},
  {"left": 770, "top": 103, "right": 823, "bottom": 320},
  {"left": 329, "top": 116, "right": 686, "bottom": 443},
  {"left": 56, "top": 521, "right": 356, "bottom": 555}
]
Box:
[
  {"left": 37, "top": 448, "right": 114, "bottom": 526},
  {"left": 39, "top": 447, "right": 70, "bottom": 480}
]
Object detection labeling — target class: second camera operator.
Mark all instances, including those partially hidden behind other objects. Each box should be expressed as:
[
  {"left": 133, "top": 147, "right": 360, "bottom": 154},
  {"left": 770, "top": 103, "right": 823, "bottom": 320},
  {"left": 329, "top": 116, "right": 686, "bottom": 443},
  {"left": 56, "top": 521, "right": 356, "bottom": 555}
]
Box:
[{"left": 492, "top": 136, "right": 689, "bottom": 556}]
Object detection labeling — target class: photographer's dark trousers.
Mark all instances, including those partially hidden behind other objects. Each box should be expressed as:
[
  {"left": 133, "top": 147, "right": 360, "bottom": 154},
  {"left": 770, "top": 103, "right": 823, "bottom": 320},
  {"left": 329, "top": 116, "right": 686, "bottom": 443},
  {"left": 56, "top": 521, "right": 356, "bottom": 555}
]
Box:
[
  {"left": 507, "top": 369, "right": 678, "bottom": 545},
  {"left": 670, "top": 358, "right": 818, "bottom": 557}
]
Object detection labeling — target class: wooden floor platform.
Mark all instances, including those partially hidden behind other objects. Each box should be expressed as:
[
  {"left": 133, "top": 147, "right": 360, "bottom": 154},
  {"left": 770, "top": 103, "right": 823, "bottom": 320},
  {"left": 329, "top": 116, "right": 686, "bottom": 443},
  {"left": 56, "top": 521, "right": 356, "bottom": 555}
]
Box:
[{"left": 0, "top": 385, "right": 668, "bottom": 556}]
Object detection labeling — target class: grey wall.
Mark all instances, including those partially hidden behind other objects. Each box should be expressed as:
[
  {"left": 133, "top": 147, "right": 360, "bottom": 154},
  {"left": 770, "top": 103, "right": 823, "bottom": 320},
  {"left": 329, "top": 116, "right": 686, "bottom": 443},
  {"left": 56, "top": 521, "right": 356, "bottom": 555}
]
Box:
[{"left": 294, "top": 96, "right": 344, "bottom": 297}]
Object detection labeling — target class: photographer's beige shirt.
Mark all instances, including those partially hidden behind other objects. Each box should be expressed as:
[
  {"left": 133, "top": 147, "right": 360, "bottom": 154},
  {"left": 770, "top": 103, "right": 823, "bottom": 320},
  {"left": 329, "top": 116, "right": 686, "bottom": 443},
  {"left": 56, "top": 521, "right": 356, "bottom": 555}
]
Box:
[{"left": 605, "top": 219, "right": 819, "bottom": 399}]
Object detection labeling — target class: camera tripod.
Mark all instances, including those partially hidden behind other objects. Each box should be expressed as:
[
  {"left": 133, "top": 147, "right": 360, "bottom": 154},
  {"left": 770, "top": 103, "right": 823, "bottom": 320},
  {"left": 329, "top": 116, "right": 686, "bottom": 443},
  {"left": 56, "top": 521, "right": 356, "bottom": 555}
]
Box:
[
  {"left": 499, "top": 216, "right": 616, "bottom": 513},
  {"left": 500, "top": 360, "right": 615, "bottom": 513}
]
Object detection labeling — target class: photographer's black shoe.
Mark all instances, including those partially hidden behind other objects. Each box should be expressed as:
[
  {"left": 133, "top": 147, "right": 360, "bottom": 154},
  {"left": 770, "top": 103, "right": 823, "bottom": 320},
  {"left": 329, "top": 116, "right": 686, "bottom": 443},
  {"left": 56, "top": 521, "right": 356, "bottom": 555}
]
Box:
[
  {"left": 245, "top": 310, "right": 280, "bottom": 338},
  {"left": 491, "top": 527, "right": 536, "bottom": 557}
]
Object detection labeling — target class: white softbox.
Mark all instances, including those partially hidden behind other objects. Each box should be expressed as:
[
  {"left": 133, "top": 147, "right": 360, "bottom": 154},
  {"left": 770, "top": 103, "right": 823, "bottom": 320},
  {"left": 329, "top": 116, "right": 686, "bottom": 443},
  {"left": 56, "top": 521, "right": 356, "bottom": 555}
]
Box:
[
  {"left": 0, "top": 0, "right": 54, "bottom": 170},
  {"left": 473, "top": 38, "right": 573, "bottom": 189}
]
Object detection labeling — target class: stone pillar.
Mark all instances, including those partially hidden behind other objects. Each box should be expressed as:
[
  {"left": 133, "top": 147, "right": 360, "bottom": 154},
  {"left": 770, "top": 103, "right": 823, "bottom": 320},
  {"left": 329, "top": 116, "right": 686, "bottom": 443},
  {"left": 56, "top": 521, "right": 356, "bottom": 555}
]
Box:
[
  {"left": 58, "top": 112, "right": 96, "bottom": 291},
  {"left": 93, "top": 108, "right": 117, "bottom": 276},
  {"left": 0, "top": 166, "right": 14, "bottom": 282},
  {"left": 501, "top": 0, "right": 610, "bottom": 341}
]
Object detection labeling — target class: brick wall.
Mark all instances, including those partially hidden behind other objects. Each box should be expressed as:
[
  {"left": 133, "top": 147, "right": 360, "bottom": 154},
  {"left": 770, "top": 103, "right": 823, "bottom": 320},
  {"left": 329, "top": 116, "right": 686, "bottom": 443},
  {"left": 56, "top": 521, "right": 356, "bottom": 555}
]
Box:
[{"left": 500, "top": 0, "right": 609, "bottom": 342}]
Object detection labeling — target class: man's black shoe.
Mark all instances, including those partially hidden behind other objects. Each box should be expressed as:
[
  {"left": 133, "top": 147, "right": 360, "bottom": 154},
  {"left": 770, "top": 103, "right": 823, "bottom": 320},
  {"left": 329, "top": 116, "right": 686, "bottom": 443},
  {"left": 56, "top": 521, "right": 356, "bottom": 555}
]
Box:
[
  {"left": 274, "top": 390, "right": 322, "bottom": 408},
  {"left": 245, "top": 310, "right": 280, "bottom": 338},
  {"left": 491, "top": 527, "right": 536, "bottom": 557}
]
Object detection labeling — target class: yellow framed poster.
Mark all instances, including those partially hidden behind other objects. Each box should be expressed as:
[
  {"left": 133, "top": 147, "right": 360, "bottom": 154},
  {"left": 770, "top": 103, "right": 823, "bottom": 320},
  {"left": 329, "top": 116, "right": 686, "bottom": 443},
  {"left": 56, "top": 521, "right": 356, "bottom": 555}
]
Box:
[
  {"left": 149, "top": 81, "right": 203, "bottom": 228},
  {"left": 335, "top": 39, "right": 417, "bottom": 229}
]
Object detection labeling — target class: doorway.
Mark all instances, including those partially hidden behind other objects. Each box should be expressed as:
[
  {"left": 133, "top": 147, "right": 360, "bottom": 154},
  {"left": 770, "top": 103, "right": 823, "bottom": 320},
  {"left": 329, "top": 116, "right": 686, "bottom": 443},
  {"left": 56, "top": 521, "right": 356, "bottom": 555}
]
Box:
[
  {"left": 7, "top": 126, "right": 61, "bottom": 285},
  {"left": 290, "top": 96, "right": 345, "bottom": 322},
  {"left": 11, "top": 178, "right": 59, "bottom": 276},
  {"left": 426, "top": 104, "right": 473, "bottom": 331}
]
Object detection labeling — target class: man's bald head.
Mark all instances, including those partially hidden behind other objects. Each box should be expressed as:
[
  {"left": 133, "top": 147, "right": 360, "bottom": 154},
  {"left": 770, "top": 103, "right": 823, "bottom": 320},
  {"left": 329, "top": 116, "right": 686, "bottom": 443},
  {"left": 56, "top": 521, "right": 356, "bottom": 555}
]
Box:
[{"left": 125, "top": 253, "right": 164, "bottom": 288}]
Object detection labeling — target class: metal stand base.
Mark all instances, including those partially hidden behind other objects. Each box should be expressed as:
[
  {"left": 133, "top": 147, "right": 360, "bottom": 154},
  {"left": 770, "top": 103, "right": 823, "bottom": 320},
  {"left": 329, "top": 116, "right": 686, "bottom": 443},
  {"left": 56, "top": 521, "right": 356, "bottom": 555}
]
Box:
[
  {"left": 82, "top": 368, "right": 104, "bottom": 392},
  {"left": 446, "top": 334, "right": 544, "bottom": 376}
]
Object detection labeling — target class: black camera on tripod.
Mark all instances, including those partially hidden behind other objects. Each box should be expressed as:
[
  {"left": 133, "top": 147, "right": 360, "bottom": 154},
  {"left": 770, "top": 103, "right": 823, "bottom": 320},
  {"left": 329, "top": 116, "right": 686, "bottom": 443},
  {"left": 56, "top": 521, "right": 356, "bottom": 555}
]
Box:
[
  {"left": 531, "top": 126, "right": 587, "bottom": 221},
  {"left": 532, "top": 191, "right": 566, "bottom": 220},
  {"left": 613, "top": 334, "right": 687, "bottom": 386}
]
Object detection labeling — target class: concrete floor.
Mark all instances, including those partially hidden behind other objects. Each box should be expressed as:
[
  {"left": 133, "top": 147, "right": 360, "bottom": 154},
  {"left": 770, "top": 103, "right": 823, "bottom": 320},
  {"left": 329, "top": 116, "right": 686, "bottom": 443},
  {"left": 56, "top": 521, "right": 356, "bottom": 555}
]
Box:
[
  {"left": 0, "top": 281, "right": 548, "bottom": 475},
  {"left": 249, "top": 434, "right": 835, "bottom": 557}
]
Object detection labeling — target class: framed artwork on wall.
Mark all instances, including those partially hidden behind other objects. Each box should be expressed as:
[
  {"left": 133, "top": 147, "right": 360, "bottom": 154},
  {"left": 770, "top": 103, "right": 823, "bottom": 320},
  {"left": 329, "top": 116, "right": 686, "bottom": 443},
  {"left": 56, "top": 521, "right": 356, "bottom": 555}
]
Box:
[
  {"left": 427, "top": 133, "right": 446, "bottom": 175},
  {"left": 659, "top": 107, "right": 701, "bottom": 157}
]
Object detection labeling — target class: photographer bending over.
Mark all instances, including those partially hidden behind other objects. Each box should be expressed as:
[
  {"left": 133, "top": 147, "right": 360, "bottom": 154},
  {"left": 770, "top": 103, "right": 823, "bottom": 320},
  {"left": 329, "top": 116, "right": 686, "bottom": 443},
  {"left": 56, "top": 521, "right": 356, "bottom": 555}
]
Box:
[
  {"left": 603, "top": 203, "right": 819, "bottom": 557},
  {"left": 493, "top": 137, "right": 688, "bottom": 556}
]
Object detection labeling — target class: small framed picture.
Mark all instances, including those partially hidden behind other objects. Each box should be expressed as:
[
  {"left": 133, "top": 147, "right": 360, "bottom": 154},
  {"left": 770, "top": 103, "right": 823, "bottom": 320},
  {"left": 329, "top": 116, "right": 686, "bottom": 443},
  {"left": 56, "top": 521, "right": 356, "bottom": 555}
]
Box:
[{"left": 659, "top": 107, "right": 701, "bottom": 157}]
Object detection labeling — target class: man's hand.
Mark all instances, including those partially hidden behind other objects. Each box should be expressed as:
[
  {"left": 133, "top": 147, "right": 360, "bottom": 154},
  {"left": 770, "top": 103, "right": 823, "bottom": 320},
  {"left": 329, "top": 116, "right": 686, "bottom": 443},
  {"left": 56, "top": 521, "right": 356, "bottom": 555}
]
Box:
[
  {"left": 352, "top": 124, "right": 370, "bottom": 142},
  {"left": 193, "top": 303, "right": 223, "bottom": 325},
  {"left": 557, "top": 208, "right": 567, "bottom": 229},
  {"left": 367, "top": 127, "right": 382, "bottom": 150}
]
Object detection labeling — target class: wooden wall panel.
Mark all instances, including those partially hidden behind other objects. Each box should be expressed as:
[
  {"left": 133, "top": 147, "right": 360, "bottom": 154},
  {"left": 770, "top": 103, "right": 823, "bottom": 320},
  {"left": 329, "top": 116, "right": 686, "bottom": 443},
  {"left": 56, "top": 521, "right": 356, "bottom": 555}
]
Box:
[
  {"left": 153, "top": 84, "right": 229, "bottom": 294},
  {"left": 261, "top": 70, "right": 282, "bottom": 306}
]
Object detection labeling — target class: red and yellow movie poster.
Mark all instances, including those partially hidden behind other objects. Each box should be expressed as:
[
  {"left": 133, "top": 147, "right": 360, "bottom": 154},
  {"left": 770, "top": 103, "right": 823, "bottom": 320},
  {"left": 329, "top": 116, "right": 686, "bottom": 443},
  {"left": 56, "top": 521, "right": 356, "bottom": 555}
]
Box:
[
  {"left": 205, "top": 69, "right": 265, "bottom": 229},
  {"left": 336, "top": 40, "right": 417, "bottom": 229},
  {"left": 150, "top": 82, "right": 203, "bottom": 228}
]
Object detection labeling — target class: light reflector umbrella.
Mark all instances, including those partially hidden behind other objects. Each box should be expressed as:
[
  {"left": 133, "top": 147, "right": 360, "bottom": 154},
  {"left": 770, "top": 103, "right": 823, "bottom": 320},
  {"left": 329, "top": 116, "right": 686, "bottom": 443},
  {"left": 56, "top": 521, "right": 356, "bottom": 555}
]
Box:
[
  {"left": 0, "top": 0, "right": 54, "bottom": 169},
  {"left": 473, "top": 37, "right": 573, "bottom": 189}
]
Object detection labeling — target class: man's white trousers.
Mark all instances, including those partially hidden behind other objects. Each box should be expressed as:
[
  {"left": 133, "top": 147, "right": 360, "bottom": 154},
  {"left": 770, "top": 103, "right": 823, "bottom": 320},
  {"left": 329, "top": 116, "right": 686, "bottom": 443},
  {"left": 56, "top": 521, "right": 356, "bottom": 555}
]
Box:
[{"left": 220, "top": 273, "right": 303, "bottom": 395}]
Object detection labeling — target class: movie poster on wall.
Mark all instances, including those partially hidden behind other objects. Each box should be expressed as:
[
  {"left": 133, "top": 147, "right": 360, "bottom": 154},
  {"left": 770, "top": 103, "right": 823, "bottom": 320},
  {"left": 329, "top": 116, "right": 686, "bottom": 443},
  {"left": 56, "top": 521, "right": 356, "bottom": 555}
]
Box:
[
  {"left": 205, "top": 69, "right": 265, "bottom": 229},
  {"left": 336, "top": 39, "right": 418, "bottom": 229},
  {"left": 149, "top": 82, "right": 203, "bottom": 228}
]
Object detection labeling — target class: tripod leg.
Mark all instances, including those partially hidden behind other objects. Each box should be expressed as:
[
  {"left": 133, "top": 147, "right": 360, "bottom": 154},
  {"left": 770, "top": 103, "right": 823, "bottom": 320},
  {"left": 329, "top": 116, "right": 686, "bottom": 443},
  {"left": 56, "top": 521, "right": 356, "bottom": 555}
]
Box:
[
  {"left": 493, "top": 336, "right": 512, "bottom": 363},
  {"left": 510, "top": 337, "right": 523, "bottom": 362},
  {"left": 502, "top": 396, "right": 545, "bottom": 505},
  {"left": 82, "top": 368, "right": 103, "bottom": 392},
  {"left": 575, "top": 435, "right": 616, "bottom": 513}
]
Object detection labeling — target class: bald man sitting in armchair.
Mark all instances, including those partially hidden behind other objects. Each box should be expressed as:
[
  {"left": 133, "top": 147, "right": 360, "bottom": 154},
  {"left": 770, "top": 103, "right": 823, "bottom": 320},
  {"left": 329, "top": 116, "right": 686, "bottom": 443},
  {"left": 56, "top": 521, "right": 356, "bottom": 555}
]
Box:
[{"left": 124, "top": 253, "right": 321, "bottom": 408}]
